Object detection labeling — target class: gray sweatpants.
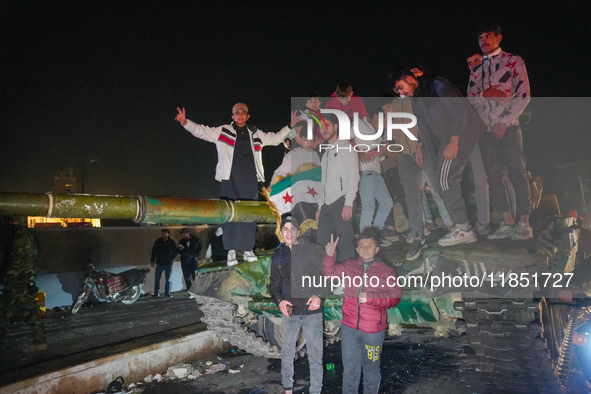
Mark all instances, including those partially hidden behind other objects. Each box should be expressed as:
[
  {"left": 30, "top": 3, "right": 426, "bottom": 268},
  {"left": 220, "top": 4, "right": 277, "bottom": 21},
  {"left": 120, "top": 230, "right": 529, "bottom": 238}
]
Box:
[{"left": 341, "top": 325, "right": 385, "bottom": 394}]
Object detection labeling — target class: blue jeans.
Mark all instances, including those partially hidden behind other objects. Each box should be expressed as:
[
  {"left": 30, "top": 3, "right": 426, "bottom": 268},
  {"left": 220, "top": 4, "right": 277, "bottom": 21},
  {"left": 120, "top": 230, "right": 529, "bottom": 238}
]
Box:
[
  {"left": 154, "top": 264, "right": 171, "bottom": 295},
  {"left": 341, "top": 325, "right": 385, "bottom": 394},
  {"left": 358, "top": 171, "right": 394, "bottom": 232},
  {"left": 281, "top": 313, "right": 324, "bottom": 394}
]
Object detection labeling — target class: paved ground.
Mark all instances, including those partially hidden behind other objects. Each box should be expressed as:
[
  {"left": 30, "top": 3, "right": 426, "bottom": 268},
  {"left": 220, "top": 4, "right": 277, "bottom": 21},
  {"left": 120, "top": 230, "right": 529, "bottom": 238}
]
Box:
[
  {"left": 131, "top": 329, "right": 591, "bottom": 394},
  {"left": 0, "top": 292, "right": 203, "bottom": 386}
]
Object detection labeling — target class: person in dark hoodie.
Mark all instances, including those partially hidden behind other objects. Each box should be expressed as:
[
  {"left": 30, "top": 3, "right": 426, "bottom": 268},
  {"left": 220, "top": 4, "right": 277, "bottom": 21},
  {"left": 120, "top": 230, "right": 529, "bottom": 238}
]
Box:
[
  {"left": 391, "top": 68, "right": 487, "bottom": 247},
  {"left": 323, "top": 231, "right": 401, "bottom": 394},
  {"left": 268, "top": 214, "right": 326, "bottom": 394}
]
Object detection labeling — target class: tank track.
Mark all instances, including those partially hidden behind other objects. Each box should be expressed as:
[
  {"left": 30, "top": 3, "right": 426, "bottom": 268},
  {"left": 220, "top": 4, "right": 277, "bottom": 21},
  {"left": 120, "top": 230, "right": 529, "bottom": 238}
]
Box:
[
  {"left": 555, "top": 309, "right": 577, "bottom": 390},
  {"left": 455, "top": 297, "right": 563, "bottom": 393},
  {"left": 198, "top": 297, "right": 282, "bottom": 359}
]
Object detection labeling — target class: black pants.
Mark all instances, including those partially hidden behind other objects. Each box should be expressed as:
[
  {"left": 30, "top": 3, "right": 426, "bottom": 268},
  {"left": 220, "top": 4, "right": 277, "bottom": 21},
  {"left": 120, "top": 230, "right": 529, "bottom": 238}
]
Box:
[
  {"left": 317, "top": 196, "right": 356, "bottom": 262},
  {"left": 479, "top": 126, "right": 531, "bottom": 217},
  {"left": 220, "top": 179, "right": 257, "bottom": 251},
  {"left": 181, "top": 258, "right": 197, "bottom": 290}
]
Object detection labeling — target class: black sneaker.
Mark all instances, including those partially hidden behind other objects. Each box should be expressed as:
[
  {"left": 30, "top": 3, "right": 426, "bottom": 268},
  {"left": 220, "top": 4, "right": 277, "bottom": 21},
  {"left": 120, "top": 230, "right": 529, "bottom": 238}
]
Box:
[
  {"left": 152, "top": 293, "right": 159, "bottom": 298},
  {"left": 406, "top": 239, "right": 426, "bottom": 261}
]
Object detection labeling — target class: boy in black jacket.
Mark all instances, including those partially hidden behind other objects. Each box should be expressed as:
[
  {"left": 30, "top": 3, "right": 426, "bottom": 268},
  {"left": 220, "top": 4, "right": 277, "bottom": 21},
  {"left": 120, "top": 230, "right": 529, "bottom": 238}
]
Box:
[{"left": 268, "top": 214, "right": 325, "bottom": 394}]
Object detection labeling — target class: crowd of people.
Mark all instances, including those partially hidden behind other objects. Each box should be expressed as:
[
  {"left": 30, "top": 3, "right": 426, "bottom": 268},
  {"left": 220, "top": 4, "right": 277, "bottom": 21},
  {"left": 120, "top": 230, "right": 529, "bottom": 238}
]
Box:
[{"left": 174, "top": 23, "right": 533, "bottom": 393}]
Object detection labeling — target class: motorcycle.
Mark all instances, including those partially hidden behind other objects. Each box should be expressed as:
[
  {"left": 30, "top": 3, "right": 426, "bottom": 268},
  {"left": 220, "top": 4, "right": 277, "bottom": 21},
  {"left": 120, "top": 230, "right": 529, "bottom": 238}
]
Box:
[{"left": 71, "top": 261, "right": 150, "bottom": 314}]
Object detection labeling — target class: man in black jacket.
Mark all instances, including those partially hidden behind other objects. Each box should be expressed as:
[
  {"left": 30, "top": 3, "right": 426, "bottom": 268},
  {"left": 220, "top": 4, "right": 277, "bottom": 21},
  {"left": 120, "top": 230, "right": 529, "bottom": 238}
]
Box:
[
  {"left": 268, "top": 214, "right": 325, "bottom": 394},
  {"left": 392, "top": 68, "right": 487, "bottom": 247},
  {"left": 150, "top": 229, "right": 177, "bottom": 297},
  {"left": 178, "top": 228, "right": 202, "bottom": 292}
]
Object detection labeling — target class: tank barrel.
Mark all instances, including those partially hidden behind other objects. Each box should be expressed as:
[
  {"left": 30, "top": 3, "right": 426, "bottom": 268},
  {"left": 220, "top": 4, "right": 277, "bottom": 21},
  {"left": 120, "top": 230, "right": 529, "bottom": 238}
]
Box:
[
  {"left": 141, "top": 196, "right": 275, "bottom": 224},
  {"left": 0, "top": 192, "right": 276, "bottom": 225}
]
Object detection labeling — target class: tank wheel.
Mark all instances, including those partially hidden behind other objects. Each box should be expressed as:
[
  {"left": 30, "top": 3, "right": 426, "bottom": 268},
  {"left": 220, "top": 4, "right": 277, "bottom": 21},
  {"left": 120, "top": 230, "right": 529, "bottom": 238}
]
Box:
[
  {"left": 121, "top": 284, "right": 142, "bottom": 305},
  {"left": 199, "top": 298, "right": 281, "bottom": 358},
  {"left": 71, "top": 288, "right": 91, "bottom": 314},
  {"left": 259, "top": 316, "right": 306, "bottom": 353}
]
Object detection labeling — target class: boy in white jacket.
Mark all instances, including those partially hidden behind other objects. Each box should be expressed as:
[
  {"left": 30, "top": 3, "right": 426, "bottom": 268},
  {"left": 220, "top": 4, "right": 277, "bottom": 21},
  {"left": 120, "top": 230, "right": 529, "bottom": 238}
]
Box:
[{"left": 175, "top": 104, "right": 298, "bottom": 266}]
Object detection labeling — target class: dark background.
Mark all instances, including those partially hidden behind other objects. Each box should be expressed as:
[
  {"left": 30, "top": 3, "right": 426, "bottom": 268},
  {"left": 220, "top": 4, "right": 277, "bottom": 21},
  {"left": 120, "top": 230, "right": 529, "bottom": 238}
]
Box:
[{"left": 2, "top": 1, "right": 590, "bottom": 210}]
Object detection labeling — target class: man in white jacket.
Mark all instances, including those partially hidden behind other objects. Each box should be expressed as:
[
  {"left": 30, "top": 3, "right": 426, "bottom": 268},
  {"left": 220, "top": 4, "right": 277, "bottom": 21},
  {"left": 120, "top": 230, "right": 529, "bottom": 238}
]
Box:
[
  {"left": 175, "top": 104, "right": 298, "bottom": 266},
  {"left": 316, "top": 113, "right": 360, "bottom": 262}
]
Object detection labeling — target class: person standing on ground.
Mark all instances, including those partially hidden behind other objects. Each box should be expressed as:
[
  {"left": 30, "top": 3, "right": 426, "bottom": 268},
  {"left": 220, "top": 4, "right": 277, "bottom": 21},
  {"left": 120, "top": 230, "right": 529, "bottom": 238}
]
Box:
[
  {"left": 178, "top": 228, "right": 201, "bottom": 292},
  {"left": 150, "top": 229, "right": 177, "bottom": 297},
  {"left": 323, "top": 231, "right": 401, "bottom": 393},
  {"left": 176, "top": 104, "right": 298, "bottom": 266},
  {"left": 268, "top": 214, "right": 325, "bottom": 394}
]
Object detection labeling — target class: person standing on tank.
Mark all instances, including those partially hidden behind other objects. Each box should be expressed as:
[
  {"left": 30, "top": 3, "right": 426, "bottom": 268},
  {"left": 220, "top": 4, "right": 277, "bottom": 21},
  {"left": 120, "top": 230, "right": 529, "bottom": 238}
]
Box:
[{"left": 176, "top": 104, "right": 298, "bottom": 266}]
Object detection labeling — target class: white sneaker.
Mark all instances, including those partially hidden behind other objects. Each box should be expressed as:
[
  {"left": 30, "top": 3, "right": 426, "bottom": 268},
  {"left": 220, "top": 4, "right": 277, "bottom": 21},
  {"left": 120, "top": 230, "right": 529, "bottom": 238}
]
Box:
[
  {"left": 243, "top": 250, "right": 258, "bottom": 263},
  {"left": 487, "top": 221, "right": 515, "bottom": 240},
  {"left": 512, "top": 222, "right": 533, "bottom": 240},
  {"left": 227, "top": 250, "right": 238, "bottom": 266},
  {"left": 438, "top": 225, "right": 477, "bottom": 247}
]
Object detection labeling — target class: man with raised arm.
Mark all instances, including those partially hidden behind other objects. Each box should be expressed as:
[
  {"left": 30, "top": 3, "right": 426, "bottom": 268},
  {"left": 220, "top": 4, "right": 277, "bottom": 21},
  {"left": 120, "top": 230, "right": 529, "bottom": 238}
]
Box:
[{"left": 175, "top": 104, "right": 298, "bottom": 266}]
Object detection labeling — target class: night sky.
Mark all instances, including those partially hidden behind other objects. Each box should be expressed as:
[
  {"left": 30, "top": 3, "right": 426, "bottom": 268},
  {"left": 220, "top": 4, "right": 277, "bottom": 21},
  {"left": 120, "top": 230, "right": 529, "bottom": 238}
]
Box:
[{"left": 2, "top": 1, "right": 590, "bottom": 208}]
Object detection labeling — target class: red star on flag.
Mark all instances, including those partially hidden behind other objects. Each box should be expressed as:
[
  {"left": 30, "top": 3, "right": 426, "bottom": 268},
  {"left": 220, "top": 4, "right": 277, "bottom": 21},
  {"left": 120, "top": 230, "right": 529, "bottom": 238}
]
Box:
[
  {"left": 306, "top": 186, "right": 318, "bottom": 198},
  {"left": 283, "top": 191, "right": 293, "bottom": 204}
]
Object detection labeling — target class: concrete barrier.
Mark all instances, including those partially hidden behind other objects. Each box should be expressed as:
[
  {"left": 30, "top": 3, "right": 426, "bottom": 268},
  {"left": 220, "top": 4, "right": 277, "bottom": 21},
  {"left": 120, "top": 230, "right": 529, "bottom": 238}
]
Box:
[{"left": 1, "top": 326, "right": 231, "bottom": 394}]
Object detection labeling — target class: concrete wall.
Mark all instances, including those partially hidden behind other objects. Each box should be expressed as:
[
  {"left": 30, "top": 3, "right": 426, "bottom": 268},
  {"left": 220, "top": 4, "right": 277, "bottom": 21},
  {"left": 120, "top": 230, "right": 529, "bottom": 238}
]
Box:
[{"left": 1, "top": 328, "right": 231, "bottom": 394}]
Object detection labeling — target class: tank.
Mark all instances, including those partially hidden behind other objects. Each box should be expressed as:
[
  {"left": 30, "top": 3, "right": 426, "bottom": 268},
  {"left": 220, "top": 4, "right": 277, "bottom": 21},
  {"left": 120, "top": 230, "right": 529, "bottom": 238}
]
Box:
[{"left": 2, "top": 191, "right": 590, "bottom": 392}]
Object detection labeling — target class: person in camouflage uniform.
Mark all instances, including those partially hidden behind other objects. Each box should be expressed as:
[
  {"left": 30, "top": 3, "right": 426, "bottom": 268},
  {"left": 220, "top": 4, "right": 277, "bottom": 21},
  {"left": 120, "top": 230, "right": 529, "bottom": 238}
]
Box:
[{"left": 0, "top": 217, "right": 47, "bottom": 352}]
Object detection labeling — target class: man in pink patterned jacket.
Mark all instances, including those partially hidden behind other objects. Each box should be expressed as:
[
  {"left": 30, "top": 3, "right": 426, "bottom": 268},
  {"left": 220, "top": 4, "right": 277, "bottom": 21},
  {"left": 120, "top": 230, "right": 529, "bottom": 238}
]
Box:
[{"left": 467, "top": 23, "right": 533, "bottom": 241}]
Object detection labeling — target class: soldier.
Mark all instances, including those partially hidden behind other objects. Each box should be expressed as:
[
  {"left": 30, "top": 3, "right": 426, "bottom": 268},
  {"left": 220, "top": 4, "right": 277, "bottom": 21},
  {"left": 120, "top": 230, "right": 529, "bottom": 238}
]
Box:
[{"left": 0, "top": 217, "right": 47, "bottom": 352}]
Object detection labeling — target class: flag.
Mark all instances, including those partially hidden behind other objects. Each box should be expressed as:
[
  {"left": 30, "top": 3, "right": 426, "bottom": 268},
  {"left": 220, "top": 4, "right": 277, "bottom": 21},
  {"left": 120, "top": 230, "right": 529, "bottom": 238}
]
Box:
[{"left": 268, "top": 166, "right": 322, "bottom": 222}]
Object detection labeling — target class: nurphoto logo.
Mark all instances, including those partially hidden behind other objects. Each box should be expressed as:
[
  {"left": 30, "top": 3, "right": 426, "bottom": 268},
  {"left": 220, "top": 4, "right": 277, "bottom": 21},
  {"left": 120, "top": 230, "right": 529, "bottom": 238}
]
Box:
[{"left": 302, "top": 109, "right": 418, "bottom": 153}]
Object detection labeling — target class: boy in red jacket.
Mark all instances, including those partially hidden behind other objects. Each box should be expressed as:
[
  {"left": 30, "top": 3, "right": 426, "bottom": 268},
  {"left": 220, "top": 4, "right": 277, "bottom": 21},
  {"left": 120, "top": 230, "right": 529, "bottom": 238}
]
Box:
[{"left": 323, "top": 231, "right": 401, "bottom": 394}]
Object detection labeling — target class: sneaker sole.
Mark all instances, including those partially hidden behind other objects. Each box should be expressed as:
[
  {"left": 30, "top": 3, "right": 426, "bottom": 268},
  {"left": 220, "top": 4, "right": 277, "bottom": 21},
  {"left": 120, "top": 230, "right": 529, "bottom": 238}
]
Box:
[
  {"left": 438, "top": 233, "right": 478, "bottom": 247},
  {"left": 486, "top": 233, "right": 514, "bottom": 240},
  {"left": 227, "top": 260, "right": 239, "bottom": 267}
]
